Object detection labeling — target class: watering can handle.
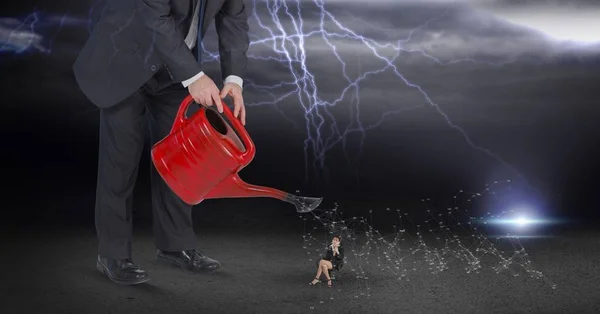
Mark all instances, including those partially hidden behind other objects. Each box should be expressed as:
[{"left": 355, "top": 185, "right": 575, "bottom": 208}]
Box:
[
  {"left": 171, "top": 95, "right": 256, "bottom": 165},
  {"left": 171, "top": 95, "right": 195, "bottom": 133},
  {"left": 219, "top": 98, "right": 256, "bottom": 165}
]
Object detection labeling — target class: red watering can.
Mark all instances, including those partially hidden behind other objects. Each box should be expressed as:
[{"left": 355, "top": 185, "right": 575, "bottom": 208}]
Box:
[{"left": 151, "top": 95, "right": 322, "bottom": 213}]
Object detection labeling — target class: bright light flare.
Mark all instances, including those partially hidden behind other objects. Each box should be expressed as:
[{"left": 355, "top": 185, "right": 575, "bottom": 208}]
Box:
[
  {"left": 515, "top": 217, "right": 529, "bottom": 226},
  {"left": 488, "top": 7, "right": 600, "bottom": 44},
  {"left": 484, "top": 216, "right": 551, "bottom": 228}
]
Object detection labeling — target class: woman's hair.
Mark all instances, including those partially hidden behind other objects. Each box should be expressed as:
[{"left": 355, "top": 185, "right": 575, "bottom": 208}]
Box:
[{"left": 332, "top": 235, "right": 341, "bottom": 241}]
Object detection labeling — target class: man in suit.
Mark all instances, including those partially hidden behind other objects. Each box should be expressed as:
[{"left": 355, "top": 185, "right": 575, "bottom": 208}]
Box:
[{"left": 73, "top": 0, "right": 249, "bottom": 285}]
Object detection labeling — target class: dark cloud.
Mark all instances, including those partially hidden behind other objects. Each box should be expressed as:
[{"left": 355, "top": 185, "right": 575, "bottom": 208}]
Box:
[
  {"left": 201, "top": 1, "right": 600, "bottom": 191},
  {"left": 217, "top": 0, "right": 599, "bottom": 114},
  {"left": 478, "top": 0, "right": 599, "bottom": 8},
  {"left": 2, "top": 0, "right": 598, "bottom": 195},
  {"left": 241, "top": 0, "right": 600, "bottom": 66}
]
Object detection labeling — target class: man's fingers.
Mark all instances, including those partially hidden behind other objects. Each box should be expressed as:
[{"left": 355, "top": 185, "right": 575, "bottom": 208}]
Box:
[
  {"left": 220, "top": 85, "right": 230, "bottom": 99},
  {"left": 232, "top": 95, "right": 241, "bottom": 118},
  {"left": 190, "top": 90, "right": 203, "bottom": 106},
  {"left": 231, "top": 91, "right": 245, "bottom": 125},
  {"left": 241, "top": 104, "right": 246, "bottom": 125},
  {"left": 233, "top": 93, "right": 244, "bottom": 117},
  {"left": 203, "top": 95, "right": 212, "bottom": 107},
  {"left": 212, "top": 91, "right": 223, "bottom": 113}
]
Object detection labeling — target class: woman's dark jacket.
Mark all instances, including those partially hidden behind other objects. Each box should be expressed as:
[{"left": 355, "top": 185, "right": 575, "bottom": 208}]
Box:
[{"left": 321, "top": 245, "right": 345, "bottom": 270}]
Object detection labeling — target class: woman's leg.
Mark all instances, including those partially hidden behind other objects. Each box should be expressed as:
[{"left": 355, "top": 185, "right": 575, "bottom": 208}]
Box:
[
  {"left": 311, "top": 259, "right": 327, "bottom": 284},
  {"left": 320, "top": 260, "right": 334, "bottom": 286}
]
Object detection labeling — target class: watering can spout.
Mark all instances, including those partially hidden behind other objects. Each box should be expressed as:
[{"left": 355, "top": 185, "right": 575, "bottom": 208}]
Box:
[
  {"left": 282, "top": 194, "right": 324, "bottom": 213},
  {"left": 203, "top": 174, "right": 322, "bottom": 213}
]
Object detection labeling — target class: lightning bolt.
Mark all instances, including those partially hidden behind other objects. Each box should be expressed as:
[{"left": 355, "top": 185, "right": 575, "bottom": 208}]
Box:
[
  {"left": 3, "top": 0, "right": 533, "bottom": 192},
  {"left": 0, "top": 12, "right": 44, "bottom": 54},
  {"left": 200, "top": 0, "right": 531, "bottom": 189},
  {"left": 0, "top": 8, "right": 87, "bottom": 56}
]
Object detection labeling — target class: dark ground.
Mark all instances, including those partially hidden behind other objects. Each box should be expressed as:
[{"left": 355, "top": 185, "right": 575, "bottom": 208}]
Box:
[{"left": 1, "top": 197, "right": 599, "bottom": 314}]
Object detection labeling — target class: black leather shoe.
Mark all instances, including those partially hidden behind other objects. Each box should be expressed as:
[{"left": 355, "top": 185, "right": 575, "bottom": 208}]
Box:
[
  {"left": 156, "top": 249, "right": 221, "bottom": 273},
  {"left": 96, "top": 256, "right": 150, "bottom": 285}
]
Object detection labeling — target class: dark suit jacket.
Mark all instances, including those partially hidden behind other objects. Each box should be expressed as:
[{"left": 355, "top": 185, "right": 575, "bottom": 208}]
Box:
[
  {"left": 73, "top": 0, "right": 249, "bottom": 108},
  {"left": 323, "top": 245, "right": 345, "bottom": 270}
]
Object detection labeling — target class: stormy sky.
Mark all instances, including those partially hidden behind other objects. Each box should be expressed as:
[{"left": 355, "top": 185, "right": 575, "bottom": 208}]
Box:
[{"left": 1, "top": 0, "right": 599, "bottom": 212}]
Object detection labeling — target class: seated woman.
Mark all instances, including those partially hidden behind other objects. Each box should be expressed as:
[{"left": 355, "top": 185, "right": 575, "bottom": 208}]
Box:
[{"left": 309, "top": 235, "right": 344, "bottom": 288}]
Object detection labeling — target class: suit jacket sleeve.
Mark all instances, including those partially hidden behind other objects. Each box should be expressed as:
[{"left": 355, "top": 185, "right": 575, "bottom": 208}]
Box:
[
  {"left": 215, "top": 0, "right": 250, "bottom": 81},
  {"left": 334, "top": 246, "right": 344, "bottom": 269},
  {"left": 337, "top": 246, "right": 344, "bottom": 260},
  {"left": 323, "top": 247, "right": 333, "bottom": 260},
  {"left": 137, "top": 0, "right": 203, "bottom": 82}
]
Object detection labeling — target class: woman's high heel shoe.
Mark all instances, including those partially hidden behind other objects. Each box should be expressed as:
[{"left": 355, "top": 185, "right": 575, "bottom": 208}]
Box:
[{"left": 309, "top": 278, "right": 320, "bottom": 286}]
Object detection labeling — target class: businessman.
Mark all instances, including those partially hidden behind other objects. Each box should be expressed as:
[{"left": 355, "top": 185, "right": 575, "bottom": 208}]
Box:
[{"left": 73, "top": 0, "right": 249, "bottom": 285}]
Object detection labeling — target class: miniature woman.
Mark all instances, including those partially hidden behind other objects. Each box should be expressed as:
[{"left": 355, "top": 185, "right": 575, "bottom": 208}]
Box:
[{"left": 309, "top": 235, "right": 344, "bottom": 288}]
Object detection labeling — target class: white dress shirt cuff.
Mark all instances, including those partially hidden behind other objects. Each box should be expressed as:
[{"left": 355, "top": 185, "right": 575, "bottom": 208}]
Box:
[
  {"left": 181, "top": 71, "right": 205, "bottom": 88},
  {"left": 224, "top": 75, "right": 243, "bottom": 90}
]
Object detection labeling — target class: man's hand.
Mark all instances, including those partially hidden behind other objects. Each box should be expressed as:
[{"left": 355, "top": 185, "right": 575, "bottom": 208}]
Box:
[
  {"left": 220, "top": 82, "right": 246, "bottom": 125},
  {"left": 188, "top": 75, "right": 223, "bottom": 113}
]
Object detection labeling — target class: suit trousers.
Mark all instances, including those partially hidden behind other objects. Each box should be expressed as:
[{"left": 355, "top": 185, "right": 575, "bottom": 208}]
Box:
[{"left": 95, "top": 67, "right": 197, "bottom": 259}]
